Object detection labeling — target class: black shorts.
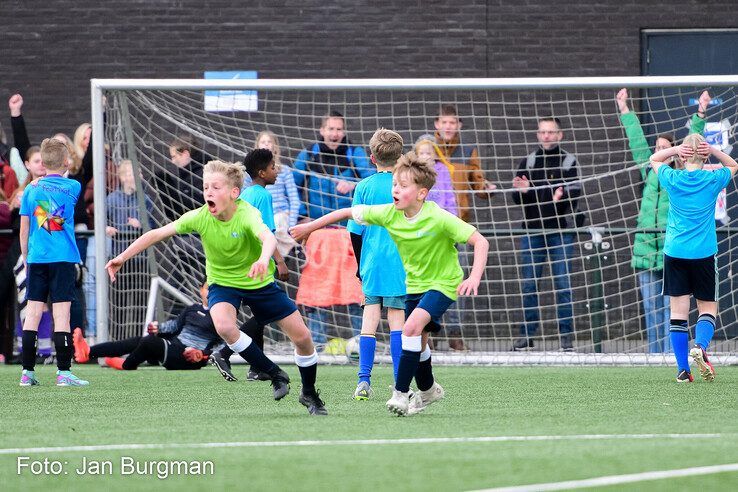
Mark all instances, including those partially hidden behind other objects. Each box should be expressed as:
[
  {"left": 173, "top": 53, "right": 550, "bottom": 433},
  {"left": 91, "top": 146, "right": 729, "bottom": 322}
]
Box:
[
  {"left": 663, "top": 254, "right": 718, "bottom": 301},
  {"left": 26, "top": 262, "right": 77, "bottom": 303},
  {"left": 404, "top": 290, "right": 456, "bottom": 333},
  {"left": 208, "top": 282, "right": 297, "bottom": 325}
]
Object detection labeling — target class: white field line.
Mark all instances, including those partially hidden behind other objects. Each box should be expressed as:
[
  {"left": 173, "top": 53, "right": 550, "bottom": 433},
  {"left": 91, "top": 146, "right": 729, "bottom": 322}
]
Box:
[
  {"left": 0, "top": 433, "right": 730, "bottom": 456},
  {"left": 478, "top": 462, "right": 738, "bottom": 491}
]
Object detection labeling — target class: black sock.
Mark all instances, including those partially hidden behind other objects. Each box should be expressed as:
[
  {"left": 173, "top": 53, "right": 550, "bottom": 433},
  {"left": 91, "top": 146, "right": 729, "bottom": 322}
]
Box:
[
  {"left": 415, "top": 357, "right": 435, "bottom": 391},
  {"left": 219, "top": 345, "right": 234, "bottom": 359},
  {"left": 238, "top": 344, "right": 277, "bottom": 375},
  {"left": 298, "top": 363, "right": 317, "bottom": 394},
  {"left": 21, "top": 330, "right": 38, "bottom": 371},
  {"left": 395, "top": 350, "right": 421, "bottom": 393},
  {"left": 54, "top": 332, "right": 73, "bottom": 371}
]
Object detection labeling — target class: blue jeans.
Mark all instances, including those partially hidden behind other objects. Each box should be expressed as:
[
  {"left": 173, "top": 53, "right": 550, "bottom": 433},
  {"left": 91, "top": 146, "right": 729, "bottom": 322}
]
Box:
[
  {"left": 519, "top": 233, "right": 574, "bottom": 336},
  {"left": 306, "top": 304, "right": 362, "bottom": 344},
  {"left": 637, "top": 269, "right": 671, "bottom": 353}
]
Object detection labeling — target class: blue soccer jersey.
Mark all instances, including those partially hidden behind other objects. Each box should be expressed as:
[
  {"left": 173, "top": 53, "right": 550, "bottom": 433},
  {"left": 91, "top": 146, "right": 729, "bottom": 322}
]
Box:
[
  {"left": 19, "top": 174, "right": 82, "bottom": 264},
  {"left": 659, "top": 165, "right": 732, "bottom": 259},
  {"left": 346, "top": 172, "right": 406, "bottom": 297},
  {"left": 239, "top": 184, "right": 275, "bottom": 232}
]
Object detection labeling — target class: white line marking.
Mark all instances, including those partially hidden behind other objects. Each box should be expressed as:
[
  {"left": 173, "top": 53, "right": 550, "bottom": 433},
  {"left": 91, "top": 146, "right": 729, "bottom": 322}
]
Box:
[
  {"left": 478, "top": 463, "right": 738, "bottom": 491},
  {"left": 0, "top": 433, "right": 730, "bottom": 455}
]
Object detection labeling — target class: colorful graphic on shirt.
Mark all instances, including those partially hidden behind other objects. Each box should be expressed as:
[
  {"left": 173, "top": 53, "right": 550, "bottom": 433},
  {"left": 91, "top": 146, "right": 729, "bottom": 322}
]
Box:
[{"left": 33, "top": 200, "right": 66, "bottom": 233}]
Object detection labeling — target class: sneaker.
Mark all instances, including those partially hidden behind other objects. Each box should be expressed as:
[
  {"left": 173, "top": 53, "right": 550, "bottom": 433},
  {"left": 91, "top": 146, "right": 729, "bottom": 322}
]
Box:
[
  {"left": 271, "top": 369, "right": 291, "bottom": 400},
  {"left": 247, "top": 368, "right": 272, "bottom": 381},
  {"left": 676, "top": 369, "right": 694, "bottom": 383},
  {"left": 386, "top": 389, "right": 411, "bottom": 416},
  {"left": 353, "top": 381, "right": 373, "bottom": 400},
  {"left": 19, "top": 370, "right": 40, "bottom": 387},
  {"left": 73, "top": 328, "right": 90, "bottom": 363},
  {"left": 299, "top": 389, "right": 328, "bottom": 415},
  {"left": 104, "top": 357, "right": 125, "bottom": 370},
  {"left": 690, "top": 346, "right": 715, "bottom": 382},
  {"left": 209, "top": 352, "right": 237, "bottom": 382},
  {"left": 512, "top": 337, "right": 534, "bottom": 351},
  {"left": 560, "top": 335, "right": 574, "bottom": 352},
  {"left": 56, "top": 370, "right": 89, "bottom": 386},
  {"left": 408, "top": 381, "right": 445, "bottom": 415}
]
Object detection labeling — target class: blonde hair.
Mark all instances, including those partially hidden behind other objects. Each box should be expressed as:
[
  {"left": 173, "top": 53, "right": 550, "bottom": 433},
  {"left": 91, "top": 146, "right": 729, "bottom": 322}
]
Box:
[
  {"left": 40, "top": 138, "right": 70, "bottom": 170},
  {"left": 369, "top": 128, "right": 404, "bottom": 166},
  {"left": 394, "top": 151, "right": 437, "bottom": 190},
  {"left": 117, "top": 159, "right": 133, "bottom": 175},
  {"left": 682, "top": 133, "right": 708, "bottom": 166},
  {"left": 52, "top": 133, "right": 81, "bottom": 174},
  {"left": 254, "top": 130, "right": 281, "bottom": 166},
  {"left": 203, "top": 160, "right": 245, "bottom": 190},
  {"left": 73, "top": 123, "right": 91, "bottom": 160},
  {"left": 414, "top": 134, "right": 454, "bottom": 173}
]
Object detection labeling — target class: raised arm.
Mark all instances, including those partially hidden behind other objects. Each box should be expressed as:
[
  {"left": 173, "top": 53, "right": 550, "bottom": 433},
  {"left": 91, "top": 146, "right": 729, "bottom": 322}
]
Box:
[
  {"left": 9, "top": 94, "right": 31, "bottom": 160},
  {"left": 616, "top": 88, "right": 651, "bottom": 178},
  {"left": 649, "top": 146, "right": 680, "bottom": 174},
  {"left": 105, "top": 223, "right": 177, "bottom": 281},
  {"left": 707, "top": 143, "right": 738, "bottom": 176},
  {"left": 289, "top": 207, "right": 353, "bottom": 241}
]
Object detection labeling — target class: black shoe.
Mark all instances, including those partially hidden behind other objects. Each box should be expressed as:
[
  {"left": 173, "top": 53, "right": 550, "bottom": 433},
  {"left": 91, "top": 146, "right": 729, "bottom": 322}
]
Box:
[
  {"left": 512, "top": 337, "right": 534, "bottom": 351},
  {"left": 676, "top": 369, "right": 694, "bottom": 383},
  {"left": 299, "top": 389, "right": 328, "bottom": 416},
  {"left": 271, "top": 369, "right": 291, "bottom": 400},
  {"left": 209, "top": 352, "right": 237, "bottom": 382},
  {"left": 560, "top": 336, "right": 574, "bottom": 352},
  {"left": 247, "top": 368, "right": 273, "bottom": 382}
]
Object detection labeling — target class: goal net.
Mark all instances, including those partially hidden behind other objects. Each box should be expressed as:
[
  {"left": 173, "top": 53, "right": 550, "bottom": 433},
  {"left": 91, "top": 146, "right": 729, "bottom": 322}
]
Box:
[{"left": 91, "top": 77, "right": 738, "bottom": 365}]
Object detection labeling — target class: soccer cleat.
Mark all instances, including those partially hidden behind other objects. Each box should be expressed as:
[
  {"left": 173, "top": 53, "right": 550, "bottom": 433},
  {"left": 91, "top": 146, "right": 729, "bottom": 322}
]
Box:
[
  {"left": 386, "top": 389, "right": 411, "bottom": 416},
  {"left": 73, "top": 328, "right": 90, "bottom": 363},
  {"left": 56, "top": 370, "right": 89, "bottom": 386},
  {"left": 209, "top": 352, "right": 237, "bottom": 382},
  {"left": 408, "top": 381, "right": 445, "bottom": 415},
  {"left": 676, "top": 369, "right": 694, "bottom": 383},
  {"left": 270, "top": 369, "right": 291, "bottom": 400},
  {"left": 690, "top": 346, "right": 715, "bottom": 382},
  {"left": 512, "top": 337, "right": 534, "bottom": 351},
  {"left": 247, "top": 368, "right": 272, "bottom": 382},
  {"left": 299, "top": 389, "right": 328, "bottom": 416},
  {"left": 104, "top": 357, "right": 125, "bottom": 370},
  {"left": 353, "top": 381, "right": 373, "bottom": 400},
  {"left": 19, "top": 370, "right": 40, "bottom": 387}
]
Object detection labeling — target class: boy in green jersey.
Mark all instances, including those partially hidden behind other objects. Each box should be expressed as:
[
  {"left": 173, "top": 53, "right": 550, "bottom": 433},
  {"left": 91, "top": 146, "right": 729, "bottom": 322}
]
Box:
[
  {"left": 291, "top": 152, "right": 489, "bottom": 416},
  {"left": 107, "top": 160, "right": 327, "bottom": 415}
]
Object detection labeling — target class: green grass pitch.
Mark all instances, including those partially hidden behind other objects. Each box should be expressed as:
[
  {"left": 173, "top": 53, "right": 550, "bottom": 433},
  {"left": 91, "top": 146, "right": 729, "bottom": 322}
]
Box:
[{"left": 2, "top": 364, "right": 738, "bottom": 491}]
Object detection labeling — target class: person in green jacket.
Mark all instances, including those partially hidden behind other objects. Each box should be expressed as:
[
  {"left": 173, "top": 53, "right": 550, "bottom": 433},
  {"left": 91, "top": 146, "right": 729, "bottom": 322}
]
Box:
[{"left": 616, "top": 88, "right": 711, "bottom": 353}]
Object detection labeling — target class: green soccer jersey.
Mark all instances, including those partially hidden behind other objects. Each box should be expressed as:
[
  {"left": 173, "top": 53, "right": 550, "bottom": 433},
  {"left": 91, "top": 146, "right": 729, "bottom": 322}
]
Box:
[
  {"left": 353, "top": 201, "right": 476, "bottom": 300},
  {"left": 173, "top": 199, "right": 275, "bottom": 290}
]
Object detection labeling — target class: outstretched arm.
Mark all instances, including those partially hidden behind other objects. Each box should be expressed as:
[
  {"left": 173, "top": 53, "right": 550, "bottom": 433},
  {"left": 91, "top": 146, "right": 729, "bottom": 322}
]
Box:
[
  {"left": 457, "top": 230, "right": 489, "bottom": 296},
  {"left": 289, "top": 207, "right": 353, "bottom": 241},
  {"left": 650, "top": 146, "right": 681, "bottom": 174},
  {"left": 105, "top": 223, "right": 177, "bottom": 281}
]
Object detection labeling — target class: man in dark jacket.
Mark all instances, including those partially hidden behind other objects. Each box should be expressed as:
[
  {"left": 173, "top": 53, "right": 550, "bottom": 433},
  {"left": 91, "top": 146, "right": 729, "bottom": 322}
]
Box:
[{"left": 511, "top": 116, "right": 581, "bottom": 351}]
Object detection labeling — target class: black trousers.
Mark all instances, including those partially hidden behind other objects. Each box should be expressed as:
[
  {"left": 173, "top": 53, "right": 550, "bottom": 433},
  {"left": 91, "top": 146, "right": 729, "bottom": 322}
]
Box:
[{"left": 90, "top": 335, "right": 202, "bottom": 370}]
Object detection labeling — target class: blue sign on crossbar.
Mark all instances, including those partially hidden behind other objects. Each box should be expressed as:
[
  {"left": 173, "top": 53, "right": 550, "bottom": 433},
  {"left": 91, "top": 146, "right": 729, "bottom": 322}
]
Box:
[{"left": 204, "top": 71, "right": 258, "bottom": 112}]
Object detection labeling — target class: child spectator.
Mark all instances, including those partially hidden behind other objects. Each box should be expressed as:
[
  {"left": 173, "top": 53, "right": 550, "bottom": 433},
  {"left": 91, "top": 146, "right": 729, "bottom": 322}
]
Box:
[{"left": 414, "top": 134, "right": 457, "bottom": 216}]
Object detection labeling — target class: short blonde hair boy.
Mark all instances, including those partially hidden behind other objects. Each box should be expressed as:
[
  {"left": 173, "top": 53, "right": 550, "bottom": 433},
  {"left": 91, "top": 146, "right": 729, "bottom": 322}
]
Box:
[
  {"left": 682, "top": 133, "right": 708, "bottom": 167},
  {"left": 40, "top": 138, "right": 69, "bottom": 170},
  {"left": 369, "top": 128, "right": 404, "bottom": 166},
  {"left": 203, "top": 160, "right": 246, "bottom": 190},
  {"left": 394, "top": 151, "right": 437, "bottom": 190}
]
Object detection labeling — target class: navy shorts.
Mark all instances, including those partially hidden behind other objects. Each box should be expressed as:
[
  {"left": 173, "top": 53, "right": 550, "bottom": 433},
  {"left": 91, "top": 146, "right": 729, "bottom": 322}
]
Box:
[
  {"left": 405, "top": 290, "right": 455, "bottom": 333},
  {"left": 663, "top": 254, "right": 718, "bottom": 302},
  {"left": 208, "top": 282, "right": 298, "bottom": 325},
  {"left": 26, "top": 262, "right": 77, "bottom": 303}
]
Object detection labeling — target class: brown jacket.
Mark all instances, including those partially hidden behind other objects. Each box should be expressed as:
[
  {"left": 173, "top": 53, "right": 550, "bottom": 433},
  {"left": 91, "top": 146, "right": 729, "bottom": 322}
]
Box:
[{"left": 434, "top": 132, "right": 488, "bottom": 222}]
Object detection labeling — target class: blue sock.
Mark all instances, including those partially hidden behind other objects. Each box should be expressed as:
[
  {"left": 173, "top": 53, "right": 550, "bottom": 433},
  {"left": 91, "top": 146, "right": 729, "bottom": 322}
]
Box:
[
  {"left": 669, "top": 319, "right": 690, "bottom": 372},
  {"left": 389, "top": 331, "right": 402, "bottom": 381},
  {"left": 357, "top": 335, "right": 376, "bottom": 384},
  {"left": 695, "top": 314, "right": 716, "bottom": 350}
]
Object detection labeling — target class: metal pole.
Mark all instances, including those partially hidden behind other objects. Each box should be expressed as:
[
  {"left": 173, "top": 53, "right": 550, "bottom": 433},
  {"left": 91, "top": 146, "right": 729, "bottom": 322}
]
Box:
[{"left": 91, "top": 81, "right": 108, "bottom": 343}]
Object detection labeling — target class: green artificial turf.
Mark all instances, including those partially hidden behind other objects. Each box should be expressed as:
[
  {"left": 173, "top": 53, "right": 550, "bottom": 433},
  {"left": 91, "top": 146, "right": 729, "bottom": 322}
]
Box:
[{"left": 1, "top": 364, "right": 737, "bottom": 491}]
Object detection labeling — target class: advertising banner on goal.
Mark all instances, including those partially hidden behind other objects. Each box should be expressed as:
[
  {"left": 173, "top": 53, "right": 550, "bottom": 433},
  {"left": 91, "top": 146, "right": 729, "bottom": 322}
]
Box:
[{"left": 204, "top": 71, "right": 258, "bottom": 112}]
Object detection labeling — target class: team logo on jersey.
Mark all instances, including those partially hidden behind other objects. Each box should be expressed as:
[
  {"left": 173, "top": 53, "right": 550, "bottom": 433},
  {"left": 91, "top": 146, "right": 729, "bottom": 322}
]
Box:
[
  {"left": 231, "top": 232, "right": 239, "bottom": 238},
  {"left": 33, "top": 200, "right": 66, "bottom": 233},
  {"left": 416, "top": 229, "right": 435, "bottom": 238}
]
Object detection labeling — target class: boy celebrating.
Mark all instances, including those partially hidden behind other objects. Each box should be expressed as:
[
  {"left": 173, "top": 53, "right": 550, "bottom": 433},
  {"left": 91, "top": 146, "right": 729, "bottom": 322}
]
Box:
[
  {"left": 19, "top": 138, "right": 88, "bottom": 386},
  {"left": 650, "top": 134, "right": 738, "bottom": 382},
  {"left": 106, "top": 160, "right": 327, "bottom": 415},
  {"left": 346, "top": 128, "right": 406, "bottom": 400},
  {"left": 292, "top": 153, "right": 489, "bottom": 416},
  {"left": 210, "top": 148, "right": 288, "bottom": 382}
]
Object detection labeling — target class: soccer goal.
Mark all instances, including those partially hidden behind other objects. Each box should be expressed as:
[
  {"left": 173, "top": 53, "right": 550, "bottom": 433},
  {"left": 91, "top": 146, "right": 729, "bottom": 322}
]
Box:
[{"left": 91, "top": 76, "right": 738, "bottom": 365}]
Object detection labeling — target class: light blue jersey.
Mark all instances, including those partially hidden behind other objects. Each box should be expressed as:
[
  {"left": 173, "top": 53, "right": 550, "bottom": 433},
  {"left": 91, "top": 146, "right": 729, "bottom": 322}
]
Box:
[
  {"left": 659, "top": 166, "right": 732, "bottom": 259},
  {"left": 239, "top": 184, "right": 275, "bottom": 232},
  {"left": 347, "top": 172, "right": 405, "bottom": 297},
  {"left": 20, "top": 174, "right": 81, "bottom": 264}
]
